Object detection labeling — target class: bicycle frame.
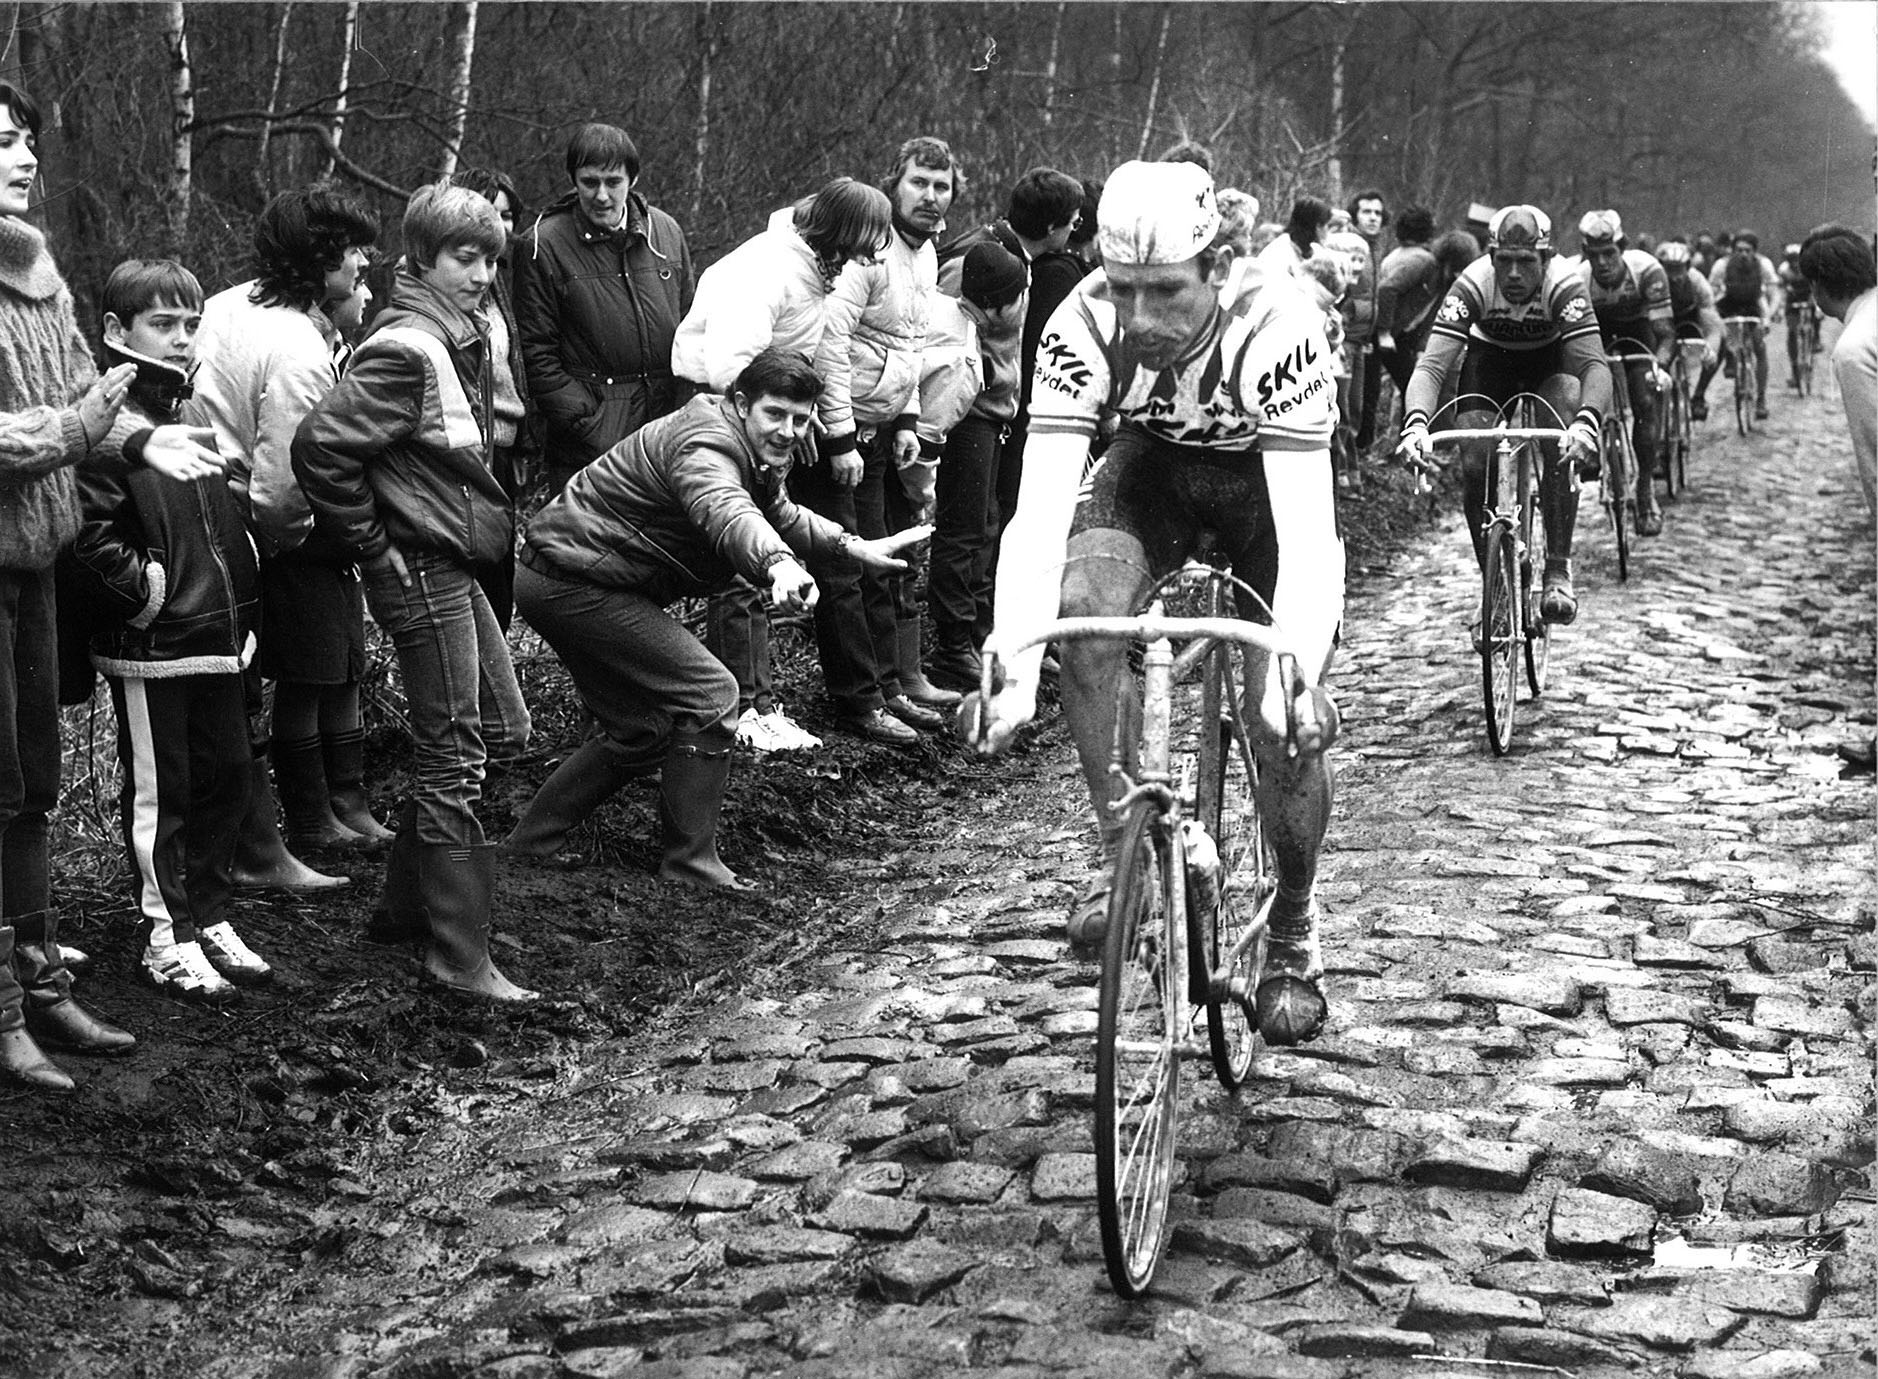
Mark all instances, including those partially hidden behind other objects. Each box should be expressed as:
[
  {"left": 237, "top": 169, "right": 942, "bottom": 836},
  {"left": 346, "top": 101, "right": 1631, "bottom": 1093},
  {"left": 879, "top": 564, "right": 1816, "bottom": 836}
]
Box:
[{"left": 1721, "top": 315, "right": 1764, "bottom": 433}]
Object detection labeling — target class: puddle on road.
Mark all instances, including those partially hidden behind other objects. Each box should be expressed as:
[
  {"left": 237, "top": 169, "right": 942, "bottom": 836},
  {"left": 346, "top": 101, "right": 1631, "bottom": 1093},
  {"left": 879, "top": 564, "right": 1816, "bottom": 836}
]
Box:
[{"left": 1652, "top": 1234, "right": 1823, "bottom": 1274}]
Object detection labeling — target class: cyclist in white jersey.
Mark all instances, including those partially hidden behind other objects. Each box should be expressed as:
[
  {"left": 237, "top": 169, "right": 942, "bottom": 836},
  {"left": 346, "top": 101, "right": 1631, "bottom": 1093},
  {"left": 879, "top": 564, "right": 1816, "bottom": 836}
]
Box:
[{"left": 965, "top": 160, "right": 1343, "bottom": 1045}]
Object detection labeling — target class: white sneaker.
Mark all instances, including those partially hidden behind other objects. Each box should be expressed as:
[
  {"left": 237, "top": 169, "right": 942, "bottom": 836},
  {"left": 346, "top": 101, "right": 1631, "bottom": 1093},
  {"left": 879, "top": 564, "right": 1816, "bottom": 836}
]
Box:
[
  {"left": 735, "top": 707, "right": 774, "bottom": 751},
  {"left": 760, "top": 709, "right": 822, "bottom": 751},
  {"left": 198, "top": 922, "right": 274, "bottom": 985},
  {"left": 142, "top": 940, "right": 239, "bottom": 1006}
]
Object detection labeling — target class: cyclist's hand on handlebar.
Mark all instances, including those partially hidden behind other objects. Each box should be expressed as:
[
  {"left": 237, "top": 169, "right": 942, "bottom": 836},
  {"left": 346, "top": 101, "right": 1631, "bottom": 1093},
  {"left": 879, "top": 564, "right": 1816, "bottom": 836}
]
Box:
[
  {"left": 1394, "top": 421, "right": 1431, "bottom": 465},
  {"left": 1563, "top": 416, "right": 1600, "bottom": 465},
  {"left": 957, "top": 659, "right": 1035, "bottom": 757}
]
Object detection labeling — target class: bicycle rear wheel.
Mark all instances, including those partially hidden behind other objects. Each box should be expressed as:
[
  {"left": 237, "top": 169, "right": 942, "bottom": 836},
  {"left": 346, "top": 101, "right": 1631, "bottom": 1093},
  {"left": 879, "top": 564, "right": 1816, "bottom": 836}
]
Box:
[
  {"left": 1095, "top": 798, "right": 1183, "bottom": 1298},
  {"left": 1196, "top": 620, "right": 1266, "bottom": 1091},
  {"left": 1481, "top": 521, "right": 1519, "bottom": 755}
]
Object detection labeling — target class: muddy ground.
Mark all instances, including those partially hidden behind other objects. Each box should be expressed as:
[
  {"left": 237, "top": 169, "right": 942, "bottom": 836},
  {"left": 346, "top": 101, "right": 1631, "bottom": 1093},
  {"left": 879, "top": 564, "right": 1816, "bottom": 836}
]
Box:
[{"left": 0, "top": 469, "right": 1436, "bottom": 1378}]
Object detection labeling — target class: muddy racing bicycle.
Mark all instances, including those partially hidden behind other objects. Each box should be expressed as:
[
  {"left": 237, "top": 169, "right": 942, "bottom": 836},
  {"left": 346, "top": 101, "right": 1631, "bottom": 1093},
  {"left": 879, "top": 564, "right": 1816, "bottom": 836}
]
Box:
[
  {"left": 1424, "top": 394, "right": 1570, "bottom": 755},
  {"left": 1787, "top": 299, "right": 1820, "bottom": 397},
  {"left": 1664, "top": 336, "right": 1703, "bottom": 495},
  {"left": 976, "top": 558, "right": 1331, "bottom": 1297}
]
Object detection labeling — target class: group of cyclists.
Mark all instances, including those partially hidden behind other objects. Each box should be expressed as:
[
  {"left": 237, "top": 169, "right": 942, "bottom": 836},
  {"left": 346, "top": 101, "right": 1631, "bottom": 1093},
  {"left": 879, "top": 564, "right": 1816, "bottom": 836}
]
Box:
[{"left": 967, "top": 172, "right": 1814, "bottom": 1050}]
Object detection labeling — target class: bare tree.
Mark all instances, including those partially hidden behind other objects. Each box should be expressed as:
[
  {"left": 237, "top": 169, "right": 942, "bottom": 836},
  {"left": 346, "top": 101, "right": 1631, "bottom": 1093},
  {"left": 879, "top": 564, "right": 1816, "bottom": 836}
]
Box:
[
  {"left": 691, "top": 0, "right": 715, "bottom": 225},
  {"left": 438, "top": 0, "right": 478, "bottom": 179},
  {"left": 1135, "top": 5, "right": 1171, "bottom": 159},
  {"left": 255, "top": 2, "right": 293, "bottom": 196},
  {"left": 162, "top": 0, "right": 193, "bottom": 247},
  {"left": 321, "top": 0, "right": 358, "bottom": 181}
]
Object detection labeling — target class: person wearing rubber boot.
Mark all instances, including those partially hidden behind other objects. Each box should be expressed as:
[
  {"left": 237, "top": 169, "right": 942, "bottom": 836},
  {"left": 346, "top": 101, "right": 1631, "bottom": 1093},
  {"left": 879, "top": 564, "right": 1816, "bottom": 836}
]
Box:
[
  {"left": 1397, "top": 205, "right": 1610, "bottom": 630},
  {"left": 293, "top": 183, "right": 534, "bottom": 1003},
  {"left": 1573, "top": 209, "right": 1675, "bottom": 538},
  {"left": 0, "top": 82, "right": 227, "bottom": 1089},
  {"left": 964, "top": 161, "right": 1343, "bottom": 1047},
  {"left": 505, "top": 349, "right": 929, "bottom": 882}
]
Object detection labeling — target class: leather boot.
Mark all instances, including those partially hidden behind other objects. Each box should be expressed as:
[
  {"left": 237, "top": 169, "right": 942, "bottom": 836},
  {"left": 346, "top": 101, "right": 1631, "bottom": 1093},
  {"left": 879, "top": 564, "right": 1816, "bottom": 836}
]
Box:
[
  {"left": 233, "top": 757, "right": 351, "bottom": 891},
  {"left": 324, "top": 729, "right": 396, "bottom": 846},
  {"left": 16, "top": 912, "right": 134, "bottom": 1055},
  {"left": 366, "top": 801, "right": 425, "bottom": 945},
  {"left": 273, "top": 735, "right": 364, "bottom": 851},
  {"left": 415, "top": 842, "right": 538, "bottom": 1003},
  {"left": 503, "top": 737, "right": 658, "bottom": 867},
  {"left": 657, "top": 732, "right": 755, "bottom": 891},
  {"left": 0, "top": 926, "right": 74, "bottom": 1093},
  {"left": 897, "top": 620, "right": 961, "bottom": 708},
  {"left": 926, "top": 624, "right": 983, "bottom": 694}
]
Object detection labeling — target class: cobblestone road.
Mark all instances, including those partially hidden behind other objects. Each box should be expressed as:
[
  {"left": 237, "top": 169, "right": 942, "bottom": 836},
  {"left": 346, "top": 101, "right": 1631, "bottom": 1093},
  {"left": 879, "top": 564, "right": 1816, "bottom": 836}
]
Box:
[{"left": 253, "top": 388, "right": 1873, "bottom": 1379}]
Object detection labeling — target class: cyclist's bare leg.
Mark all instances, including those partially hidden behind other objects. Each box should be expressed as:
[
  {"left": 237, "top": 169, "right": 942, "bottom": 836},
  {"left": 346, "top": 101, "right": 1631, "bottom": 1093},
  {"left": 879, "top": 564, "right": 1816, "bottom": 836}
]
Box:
[
  {"left": 1537, "top": 372, "right": 1582, "bottom": 621},
  {"left": 1059, "top": 527, "right": 1154, "bottom": 858},
  {"left": 1626, "top": 356, "right": 1663, "bottom": 528},
  {"left": 1455, "top": 403, "right": 1497, "bottom": 568}
]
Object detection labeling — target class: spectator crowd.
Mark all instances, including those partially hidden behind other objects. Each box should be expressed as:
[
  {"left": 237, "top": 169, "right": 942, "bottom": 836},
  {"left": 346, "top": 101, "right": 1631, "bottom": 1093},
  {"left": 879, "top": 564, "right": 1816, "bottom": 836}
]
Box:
[{"left": 0, "top": 77, "right": 1871, "bottom": 1091}]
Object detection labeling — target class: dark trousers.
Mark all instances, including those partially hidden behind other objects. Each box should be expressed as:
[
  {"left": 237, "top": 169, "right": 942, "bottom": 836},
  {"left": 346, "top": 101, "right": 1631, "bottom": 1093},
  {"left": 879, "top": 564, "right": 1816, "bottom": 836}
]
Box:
[
  {"left": 930, "top": 414, "right": 1004, "bottom": 639},
  {"left": 788, "top": 441, "right": 893, "bottom": 715},
  {"left": 703, "top": 581, "right": 773, "bottom": 718},
  {"left": 109, "top": 672, "right": 252, "bottom": 949},
  {"left": 515, "top": 561, "right": 739, "bottom": 761},
  {"left": 1352, "top": 339, "right": 1383, "bottom": 449},
  {"left": 0, "top": 567, "right": 59, "bottom": 957}
]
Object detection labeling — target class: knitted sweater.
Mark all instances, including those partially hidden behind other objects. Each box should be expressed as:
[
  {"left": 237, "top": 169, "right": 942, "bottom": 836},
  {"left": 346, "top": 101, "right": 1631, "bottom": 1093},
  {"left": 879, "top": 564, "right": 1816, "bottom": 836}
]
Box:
[{"left": 0, "top": 214, "right": 99, "bottom": 572}]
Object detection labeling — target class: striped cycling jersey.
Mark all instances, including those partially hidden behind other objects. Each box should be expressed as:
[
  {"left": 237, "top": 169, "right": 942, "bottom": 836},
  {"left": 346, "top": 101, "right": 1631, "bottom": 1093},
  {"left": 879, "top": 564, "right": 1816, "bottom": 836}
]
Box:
[
  {"left": 1428, "top": 254, "right": 1601, "bottom": 353},
  {"left": 1577, "top": 249, "right": 1674, "bottom": 337},
  {"left": 1027, "top": 257, "right": 1335, "bottom": 455}
]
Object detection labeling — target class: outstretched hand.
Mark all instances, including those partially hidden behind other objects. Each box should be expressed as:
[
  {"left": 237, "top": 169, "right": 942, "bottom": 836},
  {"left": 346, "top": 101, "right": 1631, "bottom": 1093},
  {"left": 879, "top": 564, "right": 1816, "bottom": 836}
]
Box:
[
  {"left": 143, "top": 426, "right": 228, "bottom": 483},
  {"left": 850, "top": 523, "right": 934, "bottom": 573}
]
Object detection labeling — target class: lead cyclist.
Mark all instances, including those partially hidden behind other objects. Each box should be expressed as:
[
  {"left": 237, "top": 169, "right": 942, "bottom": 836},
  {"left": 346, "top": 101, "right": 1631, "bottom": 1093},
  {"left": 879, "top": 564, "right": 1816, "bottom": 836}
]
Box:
[{"left": 962, "top": 159, "right": 1343, "bottom": 1046}]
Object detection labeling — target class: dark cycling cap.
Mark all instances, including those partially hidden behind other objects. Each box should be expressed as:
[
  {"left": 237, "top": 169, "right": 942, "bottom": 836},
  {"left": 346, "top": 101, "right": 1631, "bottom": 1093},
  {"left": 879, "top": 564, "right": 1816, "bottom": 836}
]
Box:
[
  {"left": 1488, "top": 204, "right": 1553, "bottom": 254},
  {"left": 1577, "top": 209, "right": 1623, "bottom": 247},
  {"left": 1732, "top": 229, "right": 1759, "bottom": 250}
]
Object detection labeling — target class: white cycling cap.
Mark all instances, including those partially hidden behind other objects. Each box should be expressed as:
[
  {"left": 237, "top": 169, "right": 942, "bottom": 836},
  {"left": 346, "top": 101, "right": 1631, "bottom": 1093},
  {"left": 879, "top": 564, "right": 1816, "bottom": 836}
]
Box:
[
  {"left": 1097, "top": 160, "right": 1221, "bottom": 266},
  {"left": 1578, "top": 209, "right": 1624, "bottom": 245}
]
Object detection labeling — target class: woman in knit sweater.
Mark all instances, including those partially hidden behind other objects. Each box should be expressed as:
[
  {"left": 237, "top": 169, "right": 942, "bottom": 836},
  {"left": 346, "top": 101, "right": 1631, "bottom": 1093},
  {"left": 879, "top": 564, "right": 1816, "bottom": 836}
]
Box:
[{"left": 0, "top": 82, "right": 224, "bottom": 1092}]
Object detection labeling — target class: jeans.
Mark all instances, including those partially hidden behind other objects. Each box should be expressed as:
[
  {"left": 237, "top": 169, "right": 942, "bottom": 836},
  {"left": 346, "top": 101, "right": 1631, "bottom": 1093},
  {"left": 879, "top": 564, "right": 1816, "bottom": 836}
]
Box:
[
  {"left": 0, "top": 567, "right": 59, "bottom": 948},
  {"left": 363, "top": 549, "right": 530, "bottom": 846},
  {"left": 930, "top": 414, "right": 1003, "bottom": 637},
  {"left": 703, "top": 582, "right": 773, "bottom": 717},
  {"left": 515, "top": 561, "right": 738, "bottom": 762},
  {"left": 789, "top": 440, "right": 892, "bottom": 715}
]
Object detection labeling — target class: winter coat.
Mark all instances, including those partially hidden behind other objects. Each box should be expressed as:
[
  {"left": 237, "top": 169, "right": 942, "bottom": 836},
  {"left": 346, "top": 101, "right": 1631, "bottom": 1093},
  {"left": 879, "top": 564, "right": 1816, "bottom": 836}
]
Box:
[
  {"left": 671, "top": 207, "right": 834, "bottom": 393},
  {"left": 815, "top": 227, "right": 936, "bottom": 448},
  {"left": 74, "top": 345, "right": 259, "bottom": 677},
  {"left": 512, "top": 190, "right": 694, "bottom": 469},
  {"left": 186, "top": 282, "right": 344, "bottom": 558},
  {"left": 0, "top": 214, "right": 112, "bottom": 573},
  {"left": 522, "top": 393, "right": 849, "bottom": 607},
  {"left": 291, "top": 270, "right": 519, "bottom": 568}
]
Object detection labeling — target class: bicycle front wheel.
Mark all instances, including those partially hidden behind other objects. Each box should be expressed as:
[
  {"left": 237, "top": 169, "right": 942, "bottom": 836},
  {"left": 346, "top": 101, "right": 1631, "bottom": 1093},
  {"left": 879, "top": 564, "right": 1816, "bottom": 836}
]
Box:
[
  {"left": 1522, "top": 461, "right": 1551, "bottom": 696},
  {"left": 1736, "top": 354, "right": 1755, "bottom": 435},
  {"left": 1602, "top": 420, "right": 1631, "bottom": 583},
  {"left": 1095, "top": 799, "right": 1183, "bottom": 1298},
  {"left": 1196, "top": 631, "right": 1266, "bottom": 1091},
  {"left": 1481, "top": 522, "right": 1519, "bottom": 755},
  {"left": 1661, "top": 383, "right": 1683, "bottom": 500}
]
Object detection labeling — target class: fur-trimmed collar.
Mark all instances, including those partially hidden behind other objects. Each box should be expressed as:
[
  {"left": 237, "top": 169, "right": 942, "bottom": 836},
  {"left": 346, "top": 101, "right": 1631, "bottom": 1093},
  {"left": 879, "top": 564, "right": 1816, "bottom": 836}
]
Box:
[{"left": 0, "top": 215, "right": 66, "bottom": 300}]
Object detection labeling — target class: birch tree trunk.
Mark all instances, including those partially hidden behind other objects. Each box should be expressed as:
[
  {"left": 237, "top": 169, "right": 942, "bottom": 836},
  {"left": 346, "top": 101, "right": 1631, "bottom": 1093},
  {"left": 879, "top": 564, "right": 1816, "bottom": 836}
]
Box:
[
  {"left": 691, "top": 0, "right": 715, "bottom": 225},
  {"left": 1040, "top": 0, "right": 1065, "bottom": 132},
  {"left": 1135, "top": 6, "right": 1171, "bottom": 160},
  {"left": 255, "top": 1, "right": 292, "bottom": 196},
  {"left": 322, "top": 0, "right": 358, "bottom": 181},
  {"left": 1327, "top": 29, "right": 1345, "bottom": 204},
  {"left": 438, "top": 0, "right": 478, "bottom": 179},
  {"left": 162, "top": 0, "right": 192, "bottom": 248}
]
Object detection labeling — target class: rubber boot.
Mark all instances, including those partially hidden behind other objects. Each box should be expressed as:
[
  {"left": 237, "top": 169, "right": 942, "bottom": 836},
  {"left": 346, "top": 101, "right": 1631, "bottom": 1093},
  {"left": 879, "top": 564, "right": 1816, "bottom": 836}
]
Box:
[
  {"left": 896, "top": 620, "right": 961, "bottom": 708},
  {"left": 503, "top": 736, "right": 658, "bottom": 867},
  {"left": 273, "top": 735, "right": 364, "bottom": 852},
  {"left": 324, "top": 729, "right": 395, "bottom": 846},
  {"left": 232, "top": 757, "right": 351, "bottom": 891},
  {"left": 16, "top": 912, "right": 134, "bottom": 1055},
  {"left": 657, "top": 733, "right": 755, "bottom": 891},
  {"left": 366, "top": 801, "right": 425, "bottom": 945},
  {"left": 926, "top": 623, "right": 983, "bottom": 694},
  {"left": 0, "top": 926, "right": 74, "bottom": 1093},
  {"left": 415, "top": 842, "right": 538, "bottom": 1003}
]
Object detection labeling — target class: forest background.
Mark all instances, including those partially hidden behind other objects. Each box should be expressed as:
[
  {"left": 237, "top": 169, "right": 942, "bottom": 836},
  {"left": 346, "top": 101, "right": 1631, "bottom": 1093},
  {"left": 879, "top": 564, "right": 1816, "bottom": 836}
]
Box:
[{"left": 0, "top": 0, "right": 1872, "bottom": 328}]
